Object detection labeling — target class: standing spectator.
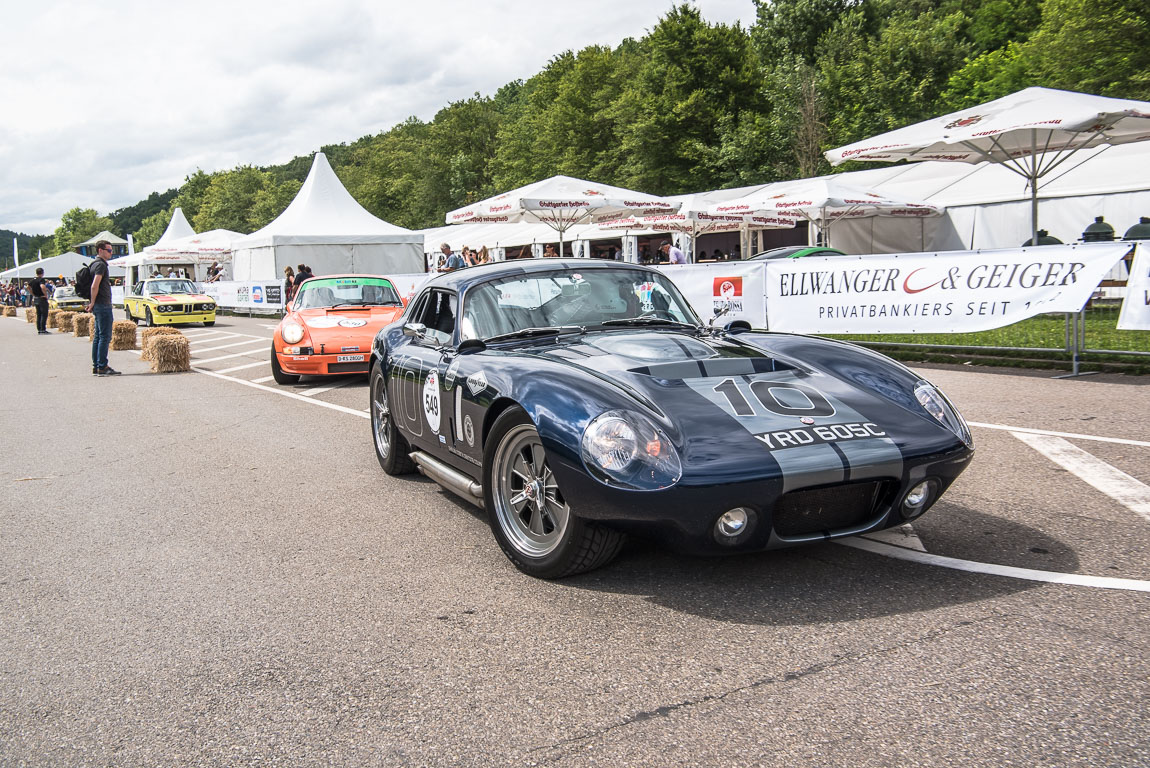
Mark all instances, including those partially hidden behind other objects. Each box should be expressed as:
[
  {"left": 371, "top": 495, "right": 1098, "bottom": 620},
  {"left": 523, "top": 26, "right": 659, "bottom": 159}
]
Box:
[
  {"left": 441, "top": 243, "right": 466, "bottom": 271},
  {"left": 293, "top": 263, "right": 310, "bottom": 291},
  {"left": 86, "top": 240, "right": 120, "bottom": 376},
  {"left": 30, "top": 268, "right": 50, "bottom": 335},
  {"left": 283, "top": 266, "right": 296, "bottom": 310},
  {"left": 660, "top": 240, "right": 687, "bottom": 264},
  {"left": 543, "top": 243, "right": 558, "bottom": 258},
  {"left": 475, "top": 246, "right": 491, "bottom": 265}
]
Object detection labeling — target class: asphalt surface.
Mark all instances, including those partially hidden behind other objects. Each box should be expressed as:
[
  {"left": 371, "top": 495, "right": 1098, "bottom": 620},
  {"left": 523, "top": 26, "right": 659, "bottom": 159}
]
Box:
[{"left": 1, "top": 313, "right": 1148, "bottom": 767}]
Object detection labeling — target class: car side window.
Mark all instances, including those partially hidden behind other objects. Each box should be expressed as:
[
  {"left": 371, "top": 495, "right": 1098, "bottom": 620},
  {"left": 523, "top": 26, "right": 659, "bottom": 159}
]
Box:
[
  {"left": 411, "top": 290, "right": 457, "bottom": 345},
  {"left": 133, "top": 282, "right": 143, "bottom": 295}
]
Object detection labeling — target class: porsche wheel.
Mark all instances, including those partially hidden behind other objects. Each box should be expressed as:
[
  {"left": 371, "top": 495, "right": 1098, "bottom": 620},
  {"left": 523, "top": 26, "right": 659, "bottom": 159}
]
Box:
[
  {"left": 270, "top": 346, "right": 300, "bottom": 385},
  {"left": 484, "top": 407, "right": 624, "bottom": 579},
  {"left": 370, "top": 364, "right": 414, "bottom": 474},
  {"left": 143, "top": 307, "right": 154, "bottom": 327}
]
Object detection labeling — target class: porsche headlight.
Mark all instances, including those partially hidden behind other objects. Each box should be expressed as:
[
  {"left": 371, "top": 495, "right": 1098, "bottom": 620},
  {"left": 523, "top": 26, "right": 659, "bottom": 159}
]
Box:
[
  {"left": 581, "top": 410, "right": 681, "bottom": 490},
  {"left": 282, "top": 321, "right": 304, "bottom": 344},
  {"left": 914, "top": 381, "right": 973, "bottom": 449}
]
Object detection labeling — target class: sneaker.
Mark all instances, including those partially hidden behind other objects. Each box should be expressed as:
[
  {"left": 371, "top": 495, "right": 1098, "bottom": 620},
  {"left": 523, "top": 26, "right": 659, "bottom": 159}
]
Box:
[
  {"left": 38, "top": 330, "right": 51, "bottom": 335},
  {"left": 96, "top": 366, "right": 122, "bottom": 376},
  {"left": 92, "top": 367, "right": 98, "bottom": 375}
]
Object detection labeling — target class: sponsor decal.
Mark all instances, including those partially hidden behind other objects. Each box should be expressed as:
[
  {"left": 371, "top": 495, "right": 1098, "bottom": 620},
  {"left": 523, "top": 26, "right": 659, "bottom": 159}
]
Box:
[
  {"left": 634, "top": 281, "right": 656, "bottom": 311},
  {"left": 585, "top": 189, "right": 604, "bottom": 196},
  {"left": 448, "top": 445, "right": 482, "bottom": 466},
  {"left": 463, "top": 415, "right": 475, "bottom": 447},
  {"left": 800, "top": 417, "right": 816, "bottom": 425},
  {"left": 306, "top": 317, "right": 340, "bottom": 328},
  {"left": 341, "top": 346, "right": 359, "bottom": 353},
  {"left": 754, "top": 422, "right": 887, "bottom": 450},
  {"left": 466, "top": 371, "right": 488, "bottom": 396},
  {"left": 265, "top": 285, "right": 282, "bottom": 304},
  {"left": 338, "top": 318, "right": 367, "bottom": 328},
  {"left": 423, "top": 371, "right": 442, "bottom": 432},
  {"left": 944, "top": 115, "right": 983, "bottom": 130},
  {"left": 252, "top": 286, "right": 264, "bottom": 304},
  {"left": 714, "top": 276, "right": 744, "bottom": 313},
  {"left": 778, "top": 260, "right": 1087, "bottom": 299}
]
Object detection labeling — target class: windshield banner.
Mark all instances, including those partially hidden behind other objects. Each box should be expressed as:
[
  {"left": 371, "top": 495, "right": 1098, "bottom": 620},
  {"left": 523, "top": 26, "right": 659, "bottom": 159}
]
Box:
[
  {"left": 763, "top": 243, "right": 1130, "bottom": 334},
  {"left": 653, "top": 262, "right": 766, "bottom": 326},
  {"left": 1117, "top": 244, "right": 1149, "bottom": 330}
]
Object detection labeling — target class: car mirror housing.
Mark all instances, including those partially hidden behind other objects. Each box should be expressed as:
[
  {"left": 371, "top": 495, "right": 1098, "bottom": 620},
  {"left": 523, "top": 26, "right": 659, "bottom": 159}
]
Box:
[
  {"left": 457, "top": 338, "right": 487, "bottom": 354},
  {"left": 403, "top": 322, "right": 428, "bottom": 338}
]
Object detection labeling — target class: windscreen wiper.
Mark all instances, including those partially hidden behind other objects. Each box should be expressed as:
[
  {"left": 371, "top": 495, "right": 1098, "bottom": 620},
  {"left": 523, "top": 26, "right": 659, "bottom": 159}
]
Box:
[
  {"left": 484, "top": 325, "right": 584, "bottom": 343},
  {"left": 601, "top": 317, "right": 701, "bottom": 331}
]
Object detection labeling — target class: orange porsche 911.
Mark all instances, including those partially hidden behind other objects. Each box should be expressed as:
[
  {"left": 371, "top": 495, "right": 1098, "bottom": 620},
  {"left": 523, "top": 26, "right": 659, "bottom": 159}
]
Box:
[{"left": 271, "top": 275, "right": 407, "bottom": 384}]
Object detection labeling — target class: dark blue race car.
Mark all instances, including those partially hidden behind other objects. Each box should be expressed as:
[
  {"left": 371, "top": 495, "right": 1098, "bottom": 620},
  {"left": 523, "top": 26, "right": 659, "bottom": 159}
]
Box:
[{"left": 369, "top": 259, "right": 974, "bottom": 578}]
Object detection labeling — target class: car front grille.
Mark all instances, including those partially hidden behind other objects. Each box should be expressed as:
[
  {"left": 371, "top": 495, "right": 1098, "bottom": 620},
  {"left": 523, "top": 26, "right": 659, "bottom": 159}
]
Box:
[{"left": 772, "top": 481, "right": 891, "bottom": 538}]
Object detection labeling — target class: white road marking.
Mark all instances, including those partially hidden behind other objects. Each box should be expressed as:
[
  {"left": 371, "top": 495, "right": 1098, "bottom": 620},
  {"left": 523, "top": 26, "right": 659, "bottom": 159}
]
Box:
[
  {"left": 970, "top": 421, "right": 1150, "bottom": 449},
  {"left": 252, "top": 375, "right": 275, "bottom": 384},
  {"left": 1011, "top": 431, "right": 1150, "bottom": 523},
  {"left": 183, "top": 332, "right": 234, "bottom": 343},
  {"left": 299, "top": 378, "right": 358, "bottom": 397},
  {"left": 216, "top": 360, "right": 270, "bottom": 374},
  {"left": 859, "top": 523, "right": 926, "bottom": 552},
  {"left": 194, "top": 347, "right": 271, "bottom": 364},
  {"left": 193, "top": 339, "right": 268, "bottom": 354},
  {"left": 838, "top": 537, "right": 1150, "bottom": 593},
  {"left": 192, "top": 368, "right": 369, "bottom": 419},
  {"left": 260, "top": 324, "right": 280, "bottom": 329}
]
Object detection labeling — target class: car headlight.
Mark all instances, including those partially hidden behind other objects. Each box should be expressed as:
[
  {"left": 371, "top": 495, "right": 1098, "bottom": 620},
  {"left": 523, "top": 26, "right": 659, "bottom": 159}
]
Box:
[
  {"left": 581, "top": 410, "right": 682, "bottom": 491},
  {"left": 914, "top": 381, "right": 973, "bottom": 449},
  {"left": 282, "top": 321, "right": 304, "bottom": 344}
]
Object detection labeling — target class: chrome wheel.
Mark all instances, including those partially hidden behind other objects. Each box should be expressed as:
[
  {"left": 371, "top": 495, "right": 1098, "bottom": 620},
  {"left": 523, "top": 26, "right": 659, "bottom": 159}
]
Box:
[
  {"left": 371, "top": 371, "right": 392, "bottom": 461},
  {"left": 491, "top": 424, "right": 570, "bottom": 557}
]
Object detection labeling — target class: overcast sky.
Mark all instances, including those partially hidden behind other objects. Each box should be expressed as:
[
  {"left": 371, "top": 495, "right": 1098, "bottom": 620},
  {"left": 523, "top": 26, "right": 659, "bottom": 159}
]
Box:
[{"left": 0, "top": 0, "right": 756, "bottom": 236}]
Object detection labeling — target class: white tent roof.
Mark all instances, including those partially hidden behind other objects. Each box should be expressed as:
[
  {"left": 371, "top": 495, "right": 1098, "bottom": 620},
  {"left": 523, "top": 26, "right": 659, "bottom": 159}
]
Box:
[
  {"left": 1, "top": 251, "right": 124, "bottom": 280},
  {"left": 75, "top": 230, "right": 128, "bottom": 247},
  {"left": 113, "top": 228, "right": 243, "bottom": 268},
  {"left": 152, "top": 208, "right": 196, "bottom": 247},
  {"left": 231, "top": 153, "right": 421, "bottom": 249}
]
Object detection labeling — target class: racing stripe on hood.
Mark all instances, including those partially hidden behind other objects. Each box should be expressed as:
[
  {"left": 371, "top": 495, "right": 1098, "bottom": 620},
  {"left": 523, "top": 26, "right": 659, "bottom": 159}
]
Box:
[{"left": 682, "top": 370, "right": 903, "bottom": 492}]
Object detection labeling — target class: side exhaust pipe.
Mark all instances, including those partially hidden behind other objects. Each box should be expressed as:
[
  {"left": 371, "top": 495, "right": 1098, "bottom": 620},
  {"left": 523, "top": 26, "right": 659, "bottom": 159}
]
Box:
[{"left": 411, "top": 452, "right": 484, "bottom": 508}]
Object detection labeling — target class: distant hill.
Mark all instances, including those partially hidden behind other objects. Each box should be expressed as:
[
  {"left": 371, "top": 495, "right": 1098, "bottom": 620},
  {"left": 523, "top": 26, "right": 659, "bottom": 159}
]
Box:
[{"left": 0, "top": 229, "right": 55, "bottom": 271}]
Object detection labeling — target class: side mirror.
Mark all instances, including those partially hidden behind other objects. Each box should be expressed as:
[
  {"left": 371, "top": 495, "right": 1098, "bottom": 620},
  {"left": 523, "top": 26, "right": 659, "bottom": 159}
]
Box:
[
  {"left": 403, "top": 322, "right": 428, "bottom": 338},
  {"left": 457, "top": 338, "right": 487, "bottom": 354},
  {"left": 724, "top": 320, "right": 752, "bottom": 334}
]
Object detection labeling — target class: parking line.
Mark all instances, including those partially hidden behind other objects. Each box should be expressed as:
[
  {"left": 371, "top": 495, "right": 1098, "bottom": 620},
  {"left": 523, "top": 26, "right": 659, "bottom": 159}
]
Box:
[
  {"left": 1011, "top": 431, "right": 1150, "bottom": 523},
  {"left": 970, "top": 421, "right": 1150, "bottom": 449},
  {"left": 192, "top": 367, "right": 369, "bottom": 419},
  {"left": 299, "top": 378, "right": 358, "bottom": 397},
  {"left": 184, "top": 332, "right": 235, "bottom": 342},
  {"left": 839, "top": 537, "right": 1150, "bottom": 593},
  {"left": 216, "top": 360, "right": 269, "bottom": 374},
  {"left": 195, "top": 348, "right": 271, "bottom": 364},
  {"left": 194, "top": 339, "right": 268, "bottom": 354},
  {"left": 252, "top": 375, "right": 275, "bottom": 384}
]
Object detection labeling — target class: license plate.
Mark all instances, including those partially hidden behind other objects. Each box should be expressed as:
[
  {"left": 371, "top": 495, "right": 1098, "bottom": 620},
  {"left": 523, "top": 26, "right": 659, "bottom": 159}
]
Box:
[{"left": 336, "top": 354, "right": 364, "bottom": 362}]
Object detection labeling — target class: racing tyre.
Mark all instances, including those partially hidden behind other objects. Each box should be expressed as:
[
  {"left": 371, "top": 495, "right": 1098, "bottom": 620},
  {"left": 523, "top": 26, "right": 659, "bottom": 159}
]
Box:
[
  {"left": 370, "top": 364, "right": 414, "bottom": 475},
  {"left": 270, "top": 345, "right": 300, "bottom": 385},
  {"left": 124, "top": 305, "right": 133, "bottom": 322},
  {"left": 142, "top": 307, "right": 154, "bottom": 327},
  {"left": 484, "top": 407, "right": 624, "bottom": 579}
]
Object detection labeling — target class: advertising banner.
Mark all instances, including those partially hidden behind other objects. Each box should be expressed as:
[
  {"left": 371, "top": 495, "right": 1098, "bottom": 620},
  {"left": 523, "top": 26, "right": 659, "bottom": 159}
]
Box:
[
  {"left": 388, "top": 273, "right": 433, "bottom": 304},
  {"left": 1117, "top": 244, "right": 1149, "bottom": 330},
  {"left": 653, "top": 262, "right": 767, "bottom": 326},
  {"left": 764, "top": 243, "right": 1130, "bottom": 334},
  {"left": 202, "top": 281, "right": 285, "bottom": 310}
]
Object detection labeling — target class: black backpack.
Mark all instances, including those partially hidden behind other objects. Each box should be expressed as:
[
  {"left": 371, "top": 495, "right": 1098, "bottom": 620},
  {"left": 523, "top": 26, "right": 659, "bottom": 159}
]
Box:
[{"left": 74, "top": 262, "right": 94, "bottom": 299}]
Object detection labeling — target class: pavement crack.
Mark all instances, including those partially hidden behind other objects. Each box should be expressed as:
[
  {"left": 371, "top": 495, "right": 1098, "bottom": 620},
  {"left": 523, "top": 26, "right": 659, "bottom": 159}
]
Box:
[{"left": 527, "top": 613, "right": 1001, "bottom": 762}]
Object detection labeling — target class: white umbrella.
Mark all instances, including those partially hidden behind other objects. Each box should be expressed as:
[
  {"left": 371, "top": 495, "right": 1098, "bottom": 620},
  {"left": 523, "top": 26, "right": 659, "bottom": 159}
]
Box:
[
  {"left": 445, "top": 175, "right": 680, "bottom": 256},
  {"left": 705, "top": 177, "right": 940, "bottom": 247},
  {"left": 825, "top": 87, "right": 1150, "bottom": 244}
]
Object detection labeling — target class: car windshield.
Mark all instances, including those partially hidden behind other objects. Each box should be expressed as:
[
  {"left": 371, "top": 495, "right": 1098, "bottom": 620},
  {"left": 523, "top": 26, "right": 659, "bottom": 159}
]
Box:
[
  {"left": 461, "top": 267, "right": 700, "bottom": 341},
  {"left": 55, "top": 287, "right": 77, "bottom": 298},
  {"left": 295, "top": 277, "right": 402, "bottom": 309},
  {"left": 147, "top": 279, "right": 197, "bottom": 295}
]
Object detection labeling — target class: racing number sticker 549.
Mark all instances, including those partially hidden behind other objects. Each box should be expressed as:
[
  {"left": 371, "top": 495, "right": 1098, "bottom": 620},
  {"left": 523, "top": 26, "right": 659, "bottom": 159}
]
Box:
[{"left": 424, "top": 371, "right": 442, "bottom": 432}]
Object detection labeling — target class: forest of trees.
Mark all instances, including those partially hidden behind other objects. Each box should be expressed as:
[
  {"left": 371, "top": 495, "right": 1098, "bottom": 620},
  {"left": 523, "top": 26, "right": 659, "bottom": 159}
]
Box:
[{"left": 18, "top": 0, "right": 1149, "bottom": 264}]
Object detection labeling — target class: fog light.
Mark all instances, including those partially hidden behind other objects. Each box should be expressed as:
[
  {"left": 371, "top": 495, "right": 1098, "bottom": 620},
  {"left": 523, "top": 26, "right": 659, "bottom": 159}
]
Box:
[
  {"left": 716, "top": 507, "right": 752, "bottom": 538},
  {"left": 901, "top": 480, "right": 936, "bottom": 519}
]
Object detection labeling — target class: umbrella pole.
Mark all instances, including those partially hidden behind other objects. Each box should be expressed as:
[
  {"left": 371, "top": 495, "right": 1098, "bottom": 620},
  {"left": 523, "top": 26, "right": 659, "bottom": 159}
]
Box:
[{"left": 1030, "top": 129, "right": 1039, "bottom": 246}]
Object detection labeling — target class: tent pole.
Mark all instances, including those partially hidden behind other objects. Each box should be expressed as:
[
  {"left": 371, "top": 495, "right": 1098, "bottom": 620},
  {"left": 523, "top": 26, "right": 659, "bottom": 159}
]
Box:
[{"left": 1030, "top": 129, "right": 1040, "bottom": 246}]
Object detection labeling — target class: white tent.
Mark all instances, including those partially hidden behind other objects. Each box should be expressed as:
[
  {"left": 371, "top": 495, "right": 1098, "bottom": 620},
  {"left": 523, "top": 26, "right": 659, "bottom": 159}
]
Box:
[
  {"left": 151, "top": 207, "right": 196, "bottom": 247},
  {"left": 230, "top": 153, "right": 424, "bottom": 280},
  {"left": 1, "top": 251, "right": 124, "bottom": 281}
]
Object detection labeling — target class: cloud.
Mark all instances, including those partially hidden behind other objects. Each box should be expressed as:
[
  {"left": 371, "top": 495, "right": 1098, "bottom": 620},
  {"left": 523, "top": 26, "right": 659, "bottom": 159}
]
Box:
[{"left": 0, "top": 0, "right": 754, "bottom": 234}]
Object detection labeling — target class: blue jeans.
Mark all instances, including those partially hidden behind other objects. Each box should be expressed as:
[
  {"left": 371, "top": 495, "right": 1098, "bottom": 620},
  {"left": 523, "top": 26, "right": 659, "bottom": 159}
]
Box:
[{"left": 91, "top": 303, "right": 113, "bottom": 370}]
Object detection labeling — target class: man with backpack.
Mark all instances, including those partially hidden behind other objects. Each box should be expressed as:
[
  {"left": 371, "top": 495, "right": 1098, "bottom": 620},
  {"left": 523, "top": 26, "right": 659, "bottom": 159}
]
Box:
[
  {"left": 30, "top": 268, "right": 51, "bottom": 334},
  {"left": 83, "top": 240, "right": 120, "bottom": 376}
]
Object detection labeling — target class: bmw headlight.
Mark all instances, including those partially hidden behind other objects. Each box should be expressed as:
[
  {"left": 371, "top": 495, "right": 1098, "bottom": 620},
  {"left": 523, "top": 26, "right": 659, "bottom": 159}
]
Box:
[
  {"left": 581, "top": 410, "right": 682, "bottom": 490},
  {"left": 914, "top": 381, "right": 973, "bottom": 449},
  {"left": 282, "top": 321, "right": 304, "bottom": 344}
]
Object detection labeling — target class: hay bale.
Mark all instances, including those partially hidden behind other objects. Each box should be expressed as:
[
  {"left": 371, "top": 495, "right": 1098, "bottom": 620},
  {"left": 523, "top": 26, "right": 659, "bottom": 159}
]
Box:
[
  {"left": 73, "top": 313, "right": 94, "bottom": 338},
  {"left": 56, "top": 312, "right": 74, "bottom": 333},
  {"left": 140, "top": 326, "right": 182, "bottom": 362},
  {"left": 25, "top": 307, "right": 36, "bottom": 323},
  {"left": 112, "top": 320, "right": 138, "bottom": 350},
  {"left": 47, "top": 309, "right": 61, "bottom": 329},
  {"left": 149, "top": 335, "right": 190, "bottom": 373},
  {"left": 2, "top": 306, "right": 15, "bottom": 318}
]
